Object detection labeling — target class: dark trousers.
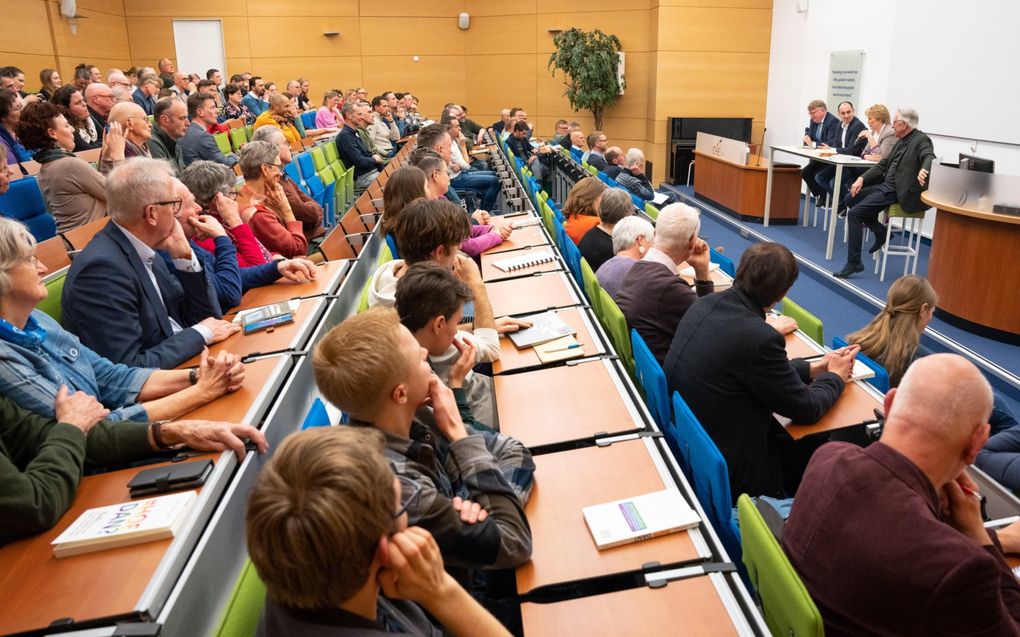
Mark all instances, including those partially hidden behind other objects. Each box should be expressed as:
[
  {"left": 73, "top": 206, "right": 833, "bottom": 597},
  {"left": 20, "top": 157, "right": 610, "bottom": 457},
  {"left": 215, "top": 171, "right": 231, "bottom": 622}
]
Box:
[
  {"left": 816, "top": 165, "right": 867, "bottom": 210},
  {"left": 842, "top": 182, "right": 898, "bottom": 266},
  {"left": 801, "top": 160, "right": 829, "bottom": 198}
]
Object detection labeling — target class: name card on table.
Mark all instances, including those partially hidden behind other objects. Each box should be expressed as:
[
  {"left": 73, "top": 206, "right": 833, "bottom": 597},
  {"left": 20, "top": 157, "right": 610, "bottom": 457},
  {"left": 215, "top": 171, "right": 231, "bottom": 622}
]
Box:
[{"left": 695, "top": 132, "right": 750, "bottom": 166}]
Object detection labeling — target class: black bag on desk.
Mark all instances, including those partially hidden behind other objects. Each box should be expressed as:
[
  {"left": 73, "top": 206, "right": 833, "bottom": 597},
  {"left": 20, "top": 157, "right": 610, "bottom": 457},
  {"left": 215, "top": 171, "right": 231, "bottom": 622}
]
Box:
[{"left": 127, "top": 459, "right": 214, "bottom": 497}]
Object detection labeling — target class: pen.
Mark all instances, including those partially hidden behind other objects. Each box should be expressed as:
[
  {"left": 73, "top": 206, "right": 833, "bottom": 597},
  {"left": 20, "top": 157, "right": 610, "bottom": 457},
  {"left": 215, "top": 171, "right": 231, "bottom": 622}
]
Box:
[
  {"left": 545, "top": 344, "right": 581, "bottom": 353},
  {"left": 959, "top": 484, "right": 982, "bottom": 500}
]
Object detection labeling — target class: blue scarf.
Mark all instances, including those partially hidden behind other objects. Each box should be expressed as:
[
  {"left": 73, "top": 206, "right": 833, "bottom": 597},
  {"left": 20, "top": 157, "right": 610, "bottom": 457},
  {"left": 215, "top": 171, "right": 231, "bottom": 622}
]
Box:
[{"left": 0, "top": 314, "right": 47, "bottom": 349}]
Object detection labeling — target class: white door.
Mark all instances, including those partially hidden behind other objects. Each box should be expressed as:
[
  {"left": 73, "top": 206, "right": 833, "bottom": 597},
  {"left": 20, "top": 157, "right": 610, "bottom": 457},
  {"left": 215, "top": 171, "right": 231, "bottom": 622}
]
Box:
[{"left": 172, "top": 19, "right": 226, "bottom": 81}]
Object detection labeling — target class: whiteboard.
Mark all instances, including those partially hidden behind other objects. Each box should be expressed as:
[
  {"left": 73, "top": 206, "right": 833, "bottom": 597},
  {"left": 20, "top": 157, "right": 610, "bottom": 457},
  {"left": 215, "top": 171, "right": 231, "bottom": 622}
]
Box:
[
  {"left": 885, "top": 0, "right": 1020, "bottom": 144},
  {"left": 172, "top": 20, "right": 226, "bottom": 81}
]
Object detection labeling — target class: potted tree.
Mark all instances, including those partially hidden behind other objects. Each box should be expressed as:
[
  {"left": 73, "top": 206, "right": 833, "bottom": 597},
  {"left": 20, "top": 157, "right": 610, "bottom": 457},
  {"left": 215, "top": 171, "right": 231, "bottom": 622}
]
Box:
[{"left": 547, "top": 28, "right": 624, "bottom": 131}]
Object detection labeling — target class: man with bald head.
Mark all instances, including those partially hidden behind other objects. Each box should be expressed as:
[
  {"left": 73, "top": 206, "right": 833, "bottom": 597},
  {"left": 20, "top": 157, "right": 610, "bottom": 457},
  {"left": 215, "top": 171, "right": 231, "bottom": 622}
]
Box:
[
  {"left": 105, "top": 102, "right": 153, "bottom": 165},
  {"left": 83, "top": 83, "right": 116, "bottom": 144},
  {"left": 783, "top": 354, "right": 1020, "bottom": 636}
]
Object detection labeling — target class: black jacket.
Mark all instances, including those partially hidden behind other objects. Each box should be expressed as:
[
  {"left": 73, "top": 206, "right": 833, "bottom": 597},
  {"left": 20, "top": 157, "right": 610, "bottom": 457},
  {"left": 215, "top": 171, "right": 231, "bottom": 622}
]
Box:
[
  {"left": 663, "top": 288, "right": 844, "bottom": 499},
  {"left": 834, "top": 117, "right": 867, "bottom": 156},
  {"left": 859, "top": 128, "right": 936, "bottom": 213},
  {"left": 805, "top": 111, "right": 841, "bottom": 147},
  {"left": 505, "top": 134, "right": 534, "bottom": 164}
]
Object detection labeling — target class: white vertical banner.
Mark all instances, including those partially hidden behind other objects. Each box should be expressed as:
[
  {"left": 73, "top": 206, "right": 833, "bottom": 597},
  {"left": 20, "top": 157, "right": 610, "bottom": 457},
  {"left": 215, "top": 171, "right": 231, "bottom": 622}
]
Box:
[
  {"left": 172, "top": 20, "right": 226, "bottom": 80},
  {"left": 827, "top": 50, "right": 864, "bottom": 109}
]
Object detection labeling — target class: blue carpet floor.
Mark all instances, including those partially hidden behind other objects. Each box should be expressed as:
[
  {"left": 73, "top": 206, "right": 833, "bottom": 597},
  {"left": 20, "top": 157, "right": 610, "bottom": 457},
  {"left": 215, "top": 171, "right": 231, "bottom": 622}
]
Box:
[{"left": 660, "top": 184, "right": 1020, "bottom": 416}]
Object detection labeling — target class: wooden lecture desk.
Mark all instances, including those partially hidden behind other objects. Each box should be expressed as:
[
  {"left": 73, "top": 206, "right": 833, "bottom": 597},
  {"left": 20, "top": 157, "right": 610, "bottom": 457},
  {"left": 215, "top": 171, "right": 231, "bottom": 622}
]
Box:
[
  {"left": 482, "top": 223, "right": 550, "bottom": 255},
  {"left": 494, "top": 359, "right": 644, "bottom": 448},
  {"left": 782, "top": 330, "right": 884, "bottom": 440},
  {"left": 693, "top": 150, "right": 801, "bottom": 224},
  {"left": 517, "top": 437, "right": 707, "bottom": 594},
  {"left": 178, "top": 354, "right": 293, "bottom": 423},
  {"left": 493, "top": 307, "right": 605, "bottom": 374},
  {"left": 0, "top": 454, "right": 218, "bottom": 635},
  {"left": 521, "top": 574, "right": 749, "bottom": 637},
  {"left": 922, "top": 191, "right": 1020, "bottom": 338},
  {"left": 226, "top": 259, "right": 349, "bottom": 312},
  {"left": 485, "top": 271, "right": 580, "bottom": 318},
  {"left": 481, "top": 245, "right": 563, "bottom": 283}
]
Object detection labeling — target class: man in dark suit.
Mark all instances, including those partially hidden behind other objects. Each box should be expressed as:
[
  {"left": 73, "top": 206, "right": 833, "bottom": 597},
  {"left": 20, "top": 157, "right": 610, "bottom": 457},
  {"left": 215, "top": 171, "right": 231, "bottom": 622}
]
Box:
[
  {"left": 783, "top": 354, "right": 1020, "bottom": 636},
  {"left": 663, "top": 243, "right": 856, "bottom": 499},
  {"left": 63, "top": 158, "right": 239, "bottom": 369},
  {"left": 800, "top": 99, "right": 841, "bottom": 202},
  {"left": 132, "top": 74, "right": 160, "bottom": 117},
  {"left": 814, "top": 101, "right": 867, "bottom": 207},
  {"left": 833, "top": 107, "right": 936, "bottom": 278}
]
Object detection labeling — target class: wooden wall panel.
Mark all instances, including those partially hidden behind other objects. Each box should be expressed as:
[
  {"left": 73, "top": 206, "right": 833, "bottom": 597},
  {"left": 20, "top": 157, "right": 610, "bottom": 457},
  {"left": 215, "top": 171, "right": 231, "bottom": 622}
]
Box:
[
  {"left": 467, "top": 15, "right": 538, "bottom": 55},
  {"left": 538, "top": 0, "right": 652, "bottom": 12},
  {"left": 50, "top": 8, "right": 131, "bottom": 61},
  {"left": 125, "top": 17, "right": 175, "bottom": 64},
  {"left": 3, "top": 1, "right": 57, "bottom": 57},
  {"left": 248, "top": 17, "right": 362, "bottom": 58},
  {"left": 221, "top": 17, "right": 251, "bottom": 60},
  {"left": 5, "top": 55, "right": 59, "bottom": 91},
  {"left": 535, "top": 10, "right": 653, "bottom": 53},
  {"left": 225, "top": 57, "right": 253, "bottom": 78},
  {"left": 657, "top": 6, "right": 772, "bottom": 53},
  {"left": 658, "top": 0, "right": 770, "bottom": 7},
  {"left": 359, "top": 0, "right": 462, "bottom": 17},
  {"left": 467, "top": 1, "right": 538, "bottom": 17},
  {"left": 359, "top": 18, "right": 464, "bottom": 57},
  {"left": 466, "top": 54, "right": 537, "bottom": 116},
  {"left": 361, "top": 55, "right": 465, "bottom": 118},
  {"left": 249, "top": 57, "right": 362, "bottom": 94},
  {"left": 76, "top": 0, "right": 125, "bottom": 14},
  {"left": 653, "top": 51, "right": 769, "bottom": 118},
  {"left": 122, "top": 0, "right": 244, "bottom": 17},
  {"left": 246, "top": 0, "right": 358, "bottom": 16}
]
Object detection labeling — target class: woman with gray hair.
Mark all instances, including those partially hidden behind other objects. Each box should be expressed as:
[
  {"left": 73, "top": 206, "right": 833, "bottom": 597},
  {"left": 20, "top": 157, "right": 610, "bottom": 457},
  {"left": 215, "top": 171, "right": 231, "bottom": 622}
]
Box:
[
  {"left": 237, "top": 140, "right": 308, "bottom": 258},
  {"left": 578, "top": 187, "right": 634, "bottom": 272},
  {"left": 180, "top": 160, "right": 274, "bottom": 267},
  {"left": 0, "top": 216, "right": 243, "bottom": 424},
  {"left": 595, "top": 215, "right": 655, "bottom": 300}
]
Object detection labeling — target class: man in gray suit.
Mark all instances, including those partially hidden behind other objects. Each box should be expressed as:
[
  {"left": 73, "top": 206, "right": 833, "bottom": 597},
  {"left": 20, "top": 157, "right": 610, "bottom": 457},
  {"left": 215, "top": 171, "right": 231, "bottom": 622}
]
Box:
[{"left": 833, "top": 107, "right": 935, "bottom": 278}]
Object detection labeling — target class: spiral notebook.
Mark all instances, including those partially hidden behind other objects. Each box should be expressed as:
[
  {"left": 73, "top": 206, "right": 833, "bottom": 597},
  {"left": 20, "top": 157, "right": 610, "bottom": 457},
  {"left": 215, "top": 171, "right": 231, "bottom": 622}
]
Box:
[{"left": 491, "top": 250, "right": 556, "bottom": 272}]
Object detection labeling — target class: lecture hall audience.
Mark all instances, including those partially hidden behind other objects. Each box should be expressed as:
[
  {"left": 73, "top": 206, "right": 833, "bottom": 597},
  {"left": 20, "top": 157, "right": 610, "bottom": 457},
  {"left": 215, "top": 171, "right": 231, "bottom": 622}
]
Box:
[
  {"left": 664, "top": 242, "right": 853, "bottom": 500},
  {"left": 219, "top": 84, "right": 254, "bottom": 125},
  {"left": 17, "top": 100, "right": 120, "bottom": 233},
  {"left": 783, "top": 354, "right": 1020, "bottom": 636},
  {"left": 237, "top": 141, "right": 308, "bottom": 259},
  {"left": 253, "top": 93, "right": 302, "bottom": 148},
  {"left": 615, "top": 148, "right": 655, "bottom": 201},
  {"left": 577, "top": 187, "right": 633, "bottom": 272},
  {"left": 241, "top": 76, "right": 269, "bottom": 116},
  {"left": 180, "top": 92, "right": 238, "bottom": 168},
  {"left": 245, "top": 426, "right": 510, "bottom": 637},
  {"left": 0, "top": 90, "right": 31, "bottom": 164},
  {"left": 595, "top": 215, "right": 654, "bottom": 300},
  {"left": 561, "top": 176, "right": 606, "bottom": 245},
  {"left": 148, "top": 97, "right": 188, "bottom": 174},
  {"left": 336, "top": 100, "right": 382, "bottom": 188},
  {"left": 62, "top": 158, "right": 237, "bottom": 369},
  {"left": 52, "top": 86, "right": 101, "bottom": 151},
  {"left": 251, "top": 126, "right": 326, "bottom": 241}
]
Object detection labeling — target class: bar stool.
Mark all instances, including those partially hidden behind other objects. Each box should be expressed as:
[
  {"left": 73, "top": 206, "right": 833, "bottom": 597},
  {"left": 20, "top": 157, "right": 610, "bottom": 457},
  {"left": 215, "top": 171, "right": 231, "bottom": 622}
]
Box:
[{"left": 874, "top": 204, "right": 926, "bottom": 281}]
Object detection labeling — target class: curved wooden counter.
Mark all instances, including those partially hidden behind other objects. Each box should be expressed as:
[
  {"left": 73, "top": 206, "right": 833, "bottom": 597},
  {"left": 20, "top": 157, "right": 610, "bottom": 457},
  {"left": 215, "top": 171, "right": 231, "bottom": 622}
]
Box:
[
  {"left": 922, "top": 192, "right": 1020, "bottom": 337},
  {"left": 693, "top": 150, "right": 801, "bottom": 222}
]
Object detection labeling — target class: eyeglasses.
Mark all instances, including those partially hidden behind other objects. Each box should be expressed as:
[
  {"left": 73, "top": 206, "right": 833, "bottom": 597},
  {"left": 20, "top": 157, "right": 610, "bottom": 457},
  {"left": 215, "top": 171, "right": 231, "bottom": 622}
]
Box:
[
  {"left": 152, "top": 198, "right": 183, "bottom": 216},
  {"left": 263, "top": 162, "right": 282, "bottom": 172},
  {"left": 393, "top": 482, "right": 423, "bottom": 520}
]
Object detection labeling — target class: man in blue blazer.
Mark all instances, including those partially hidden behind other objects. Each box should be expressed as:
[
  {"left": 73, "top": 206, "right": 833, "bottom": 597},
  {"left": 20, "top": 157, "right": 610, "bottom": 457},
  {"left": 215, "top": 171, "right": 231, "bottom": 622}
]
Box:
[
  {"left": 814, "top": 101, "right": 868, "bottom": 209},
  {"left": 63, "top": 158, "right": 239, "bottom": 369},
  {"left": 801, "top": 99, "right": 842, "bottom": 202},
  {"left": 179, "top": 93, "right": 238, "bottom": 169}
]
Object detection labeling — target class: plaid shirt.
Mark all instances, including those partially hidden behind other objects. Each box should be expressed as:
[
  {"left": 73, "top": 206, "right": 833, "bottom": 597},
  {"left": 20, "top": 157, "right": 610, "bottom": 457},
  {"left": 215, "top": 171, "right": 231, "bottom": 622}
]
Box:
[{"left": 356, "top": 388, "right": 534, "bottom": 571}]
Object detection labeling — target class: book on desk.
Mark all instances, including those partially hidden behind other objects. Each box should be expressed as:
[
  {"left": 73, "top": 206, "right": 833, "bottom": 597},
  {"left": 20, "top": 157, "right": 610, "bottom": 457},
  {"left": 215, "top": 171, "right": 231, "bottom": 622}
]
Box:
[
  {"left": 583, "top": 489, "right": 701, "bottom": 550},
  {"left": 51, "top": 491, "right": 196, "bottom": 558},
  {"left": 508, "top": 311, "right": 577, "bottom": 349}
]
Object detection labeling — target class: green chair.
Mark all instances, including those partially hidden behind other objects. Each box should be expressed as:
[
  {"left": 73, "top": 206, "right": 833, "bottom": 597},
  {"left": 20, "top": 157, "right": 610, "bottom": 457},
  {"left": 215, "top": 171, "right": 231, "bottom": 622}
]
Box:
[
  {"left": 229, "top": 127, "right": 248, "bottom": 152},
  {"left": 213, "top": 132, "right": 232, "bottom": 156},
  {"left": 540, "top": 200, "right": 555, "bottom": 236},
  {"left": 644, "top": 202, "right": 660, "bottom": 220},
  {"left": 37, "top": 272, "right": 67, "bottom": 324},
  {"left": 737, "top": 494, "right": 824, "bottom": 637},
  {"left": 579, "top": 258, "right": 603, "bottom": 318},
  {"left": 596, "top": 288, "right": 634, "bottom": 377},
  {"left": 357, "top": 244, "right": 393, "bottom": 313},
  {"left": 585, "top": 163, "right": 598, "bottom": 176},
  {"left": 310, "top": 147, "right": 328, "bottom": 172},
  {"left": 323, "top": 142, "right": 339, "bottom": 165},
  {"left": 213, "top": 559, "right": 266, "bottom": 637},
  {"left": 782, "top": 297, "right": 824, "bottom": 346}
]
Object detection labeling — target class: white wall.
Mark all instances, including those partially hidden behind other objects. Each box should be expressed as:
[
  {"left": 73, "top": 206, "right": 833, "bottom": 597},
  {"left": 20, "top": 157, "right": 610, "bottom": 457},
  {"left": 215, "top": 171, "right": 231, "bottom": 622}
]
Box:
[{"left": 765, "top": 0, "right": 1020, "bottom": 236}]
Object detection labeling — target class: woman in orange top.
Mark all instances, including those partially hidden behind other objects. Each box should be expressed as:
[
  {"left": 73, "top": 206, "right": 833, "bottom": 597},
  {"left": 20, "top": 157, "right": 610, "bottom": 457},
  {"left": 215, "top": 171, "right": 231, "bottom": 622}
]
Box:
[
  {"left": 563, "top": 176, "right": 606, "bottom": 245},
  {"left": 252, "top": 93, "right": 301, "bottom": 148}
]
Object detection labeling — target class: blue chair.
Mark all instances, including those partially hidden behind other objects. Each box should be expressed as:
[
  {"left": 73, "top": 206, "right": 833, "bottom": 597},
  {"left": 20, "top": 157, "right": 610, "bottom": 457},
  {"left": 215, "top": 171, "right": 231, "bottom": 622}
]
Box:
[
  {"left": 283, "top": 162, "right": 305, "bottom": 191},
  {"left": 548, "top": 199, "right": 564, "bottom": 223},
  {"left": 558, "top": 222, "right": 581, "bottom": 283},
  {"left": 301, "top": 111, "right": 317, "bottom": 129},
  {"left": 632, "top": 330, "right": 670, "bottom": 430},
  {"left": 709, "top": 248, "right": 735, "bottom": 277},
  {"left": 296, "top": 152, "right": 316, "bottom": 181},
  {"left": 668, "top": 392, "right": 742, "bottom": 564},
  {"left": 300, "top": 398, "right": 331, "bottom": 430},
  {"left": 385, "top": 233, "right": 399, "bottom": 259},
  {"left": 0, "top": 177, "right": 56, "bottom": 241},
  {"left": 832, "top": 336, "right": 891, "bottom": 392}
]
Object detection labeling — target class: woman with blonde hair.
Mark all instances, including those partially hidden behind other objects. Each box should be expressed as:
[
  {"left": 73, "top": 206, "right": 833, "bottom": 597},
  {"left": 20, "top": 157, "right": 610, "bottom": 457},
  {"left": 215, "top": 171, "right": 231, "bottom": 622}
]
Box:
[
  {"left": 563, "top": 176, "right": 607, "bottom": 245},
  {"left": 37, "top": 69, "right": 61, "bottom": 102},
  {"left": 847, "top": 275, "right": 936, "bottom": 387}
]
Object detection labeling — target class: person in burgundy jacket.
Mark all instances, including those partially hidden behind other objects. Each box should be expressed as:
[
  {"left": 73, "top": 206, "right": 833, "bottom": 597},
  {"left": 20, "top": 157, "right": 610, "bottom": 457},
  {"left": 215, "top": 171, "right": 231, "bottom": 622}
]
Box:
[
  {"left": 783, "top": 353, "right": 1020, "bottom": 637},
  {"left": 236, "top": 141, "right": 308, "bottom": 259}
]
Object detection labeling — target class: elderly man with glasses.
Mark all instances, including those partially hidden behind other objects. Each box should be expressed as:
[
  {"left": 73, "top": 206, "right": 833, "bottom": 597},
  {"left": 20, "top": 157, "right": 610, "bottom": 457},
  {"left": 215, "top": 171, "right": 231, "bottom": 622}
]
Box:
[
  {"left": 83, "top": 82, "right": 116, "bottom": 144},
  {"left": 63, "top": 158, "right": 237, "bottom": 368}
]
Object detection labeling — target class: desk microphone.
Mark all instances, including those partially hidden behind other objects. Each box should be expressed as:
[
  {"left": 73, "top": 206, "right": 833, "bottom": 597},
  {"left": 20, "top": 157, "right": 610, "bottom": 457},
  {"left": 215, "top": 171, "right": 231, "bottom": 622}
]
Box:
[{"left": 755, "top": 127, "right": 767, "bottom": 167}]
